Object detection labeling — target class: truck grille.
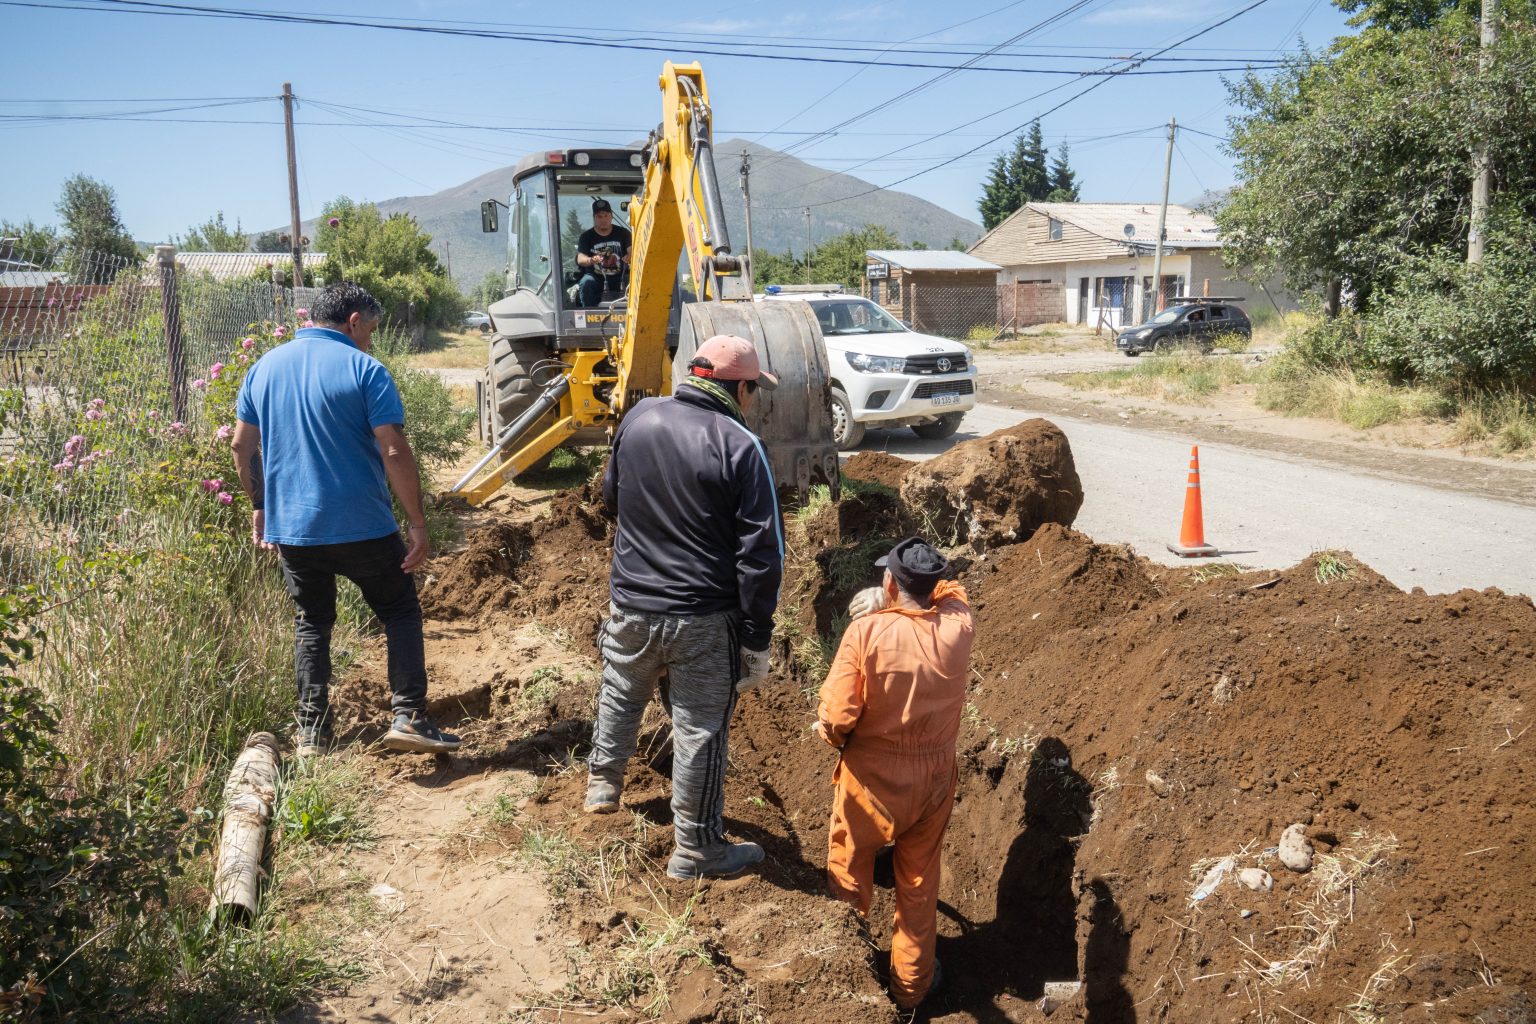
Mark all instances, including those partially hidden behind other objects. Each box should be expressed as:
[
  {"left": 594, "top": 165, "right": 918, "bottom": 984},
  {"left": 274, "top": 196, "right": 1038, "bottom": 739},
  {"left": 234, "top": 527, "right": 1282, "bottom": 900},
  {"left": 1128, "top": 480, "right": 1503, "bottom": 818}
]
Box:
[
  {"left": 913, "top": 380, "right": 975, "bottom": 399},
  {"left": 904, "top": 353, "right": 969, "bottom": 375}
]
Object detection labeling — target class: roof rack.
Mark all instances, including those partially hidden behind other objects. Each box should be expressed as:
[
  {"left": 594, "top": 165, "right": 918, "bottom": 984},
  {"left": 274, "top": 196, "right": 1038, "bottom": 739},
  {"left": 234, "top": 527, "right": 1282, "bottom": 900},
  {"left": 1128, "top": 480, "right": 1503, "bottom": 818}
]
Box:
[{"left": 1169, "top": 295, "right": 1245, "bottom": 303}]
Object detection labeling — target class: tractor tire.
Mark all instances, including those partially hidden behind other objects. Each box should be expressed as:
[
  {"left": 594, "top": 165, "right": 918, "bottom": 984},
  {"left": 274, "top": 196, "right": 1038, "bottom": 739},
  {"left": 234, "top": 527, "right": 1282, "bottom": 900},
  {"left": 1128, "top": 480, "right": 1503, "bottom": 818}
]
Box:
[{"left": 485, "top": 336, "right": 555, "bottom": 471}]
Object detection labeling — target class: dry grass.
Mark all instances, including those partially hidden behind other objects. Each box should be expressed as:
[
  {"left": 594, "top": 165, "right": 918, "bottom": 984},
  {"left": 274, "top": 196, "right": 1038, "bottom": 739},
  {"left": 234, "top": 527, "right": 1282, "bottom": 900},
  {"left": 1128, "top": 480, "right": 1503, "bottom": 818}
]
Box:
[
  {"left": 1066, "top": 348, "right": 1256, "bottom": 405},
  {"left": 407, "top": 328, "right": 491, "bottom": 370},
  {"left": 1257, "top": 364, "right": 1452, "bottom": 430}
]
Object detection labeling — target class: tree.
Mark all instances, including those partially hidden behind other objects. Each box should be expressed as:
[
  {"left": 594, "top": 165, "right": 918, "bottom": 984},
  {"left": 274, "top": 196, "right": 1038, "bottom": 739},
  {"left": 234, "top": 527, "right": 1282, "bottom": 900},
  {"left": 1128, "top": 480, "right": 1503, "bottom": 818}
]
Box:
[
  {"left": 1047, "top": 146, "right": 1080, "bottom": 202},
  {"left": 750, "top": 248, "right": 803, "bottom": 289},
  {"left": 0, "top": 219, "right": 61, "bottom": 262},
  {"left": 175, "top": 211, "right": 248, "bottom": 252},
  {"left": 978, "top": 153, "right": 1016, "bottom": 231},
  {"left": 55, "top": 175, "right": 138, "bottom": 278},
  {"left": 808, "top": 225, "right": 903, "bottom": 291},
  {"left": 315, "top": 196, "right": 463, "bottom": 326},
  {"left": 251, "top": 230, "right": 288, "bottom": 253},
  {"left": 978, "top": 120, "right": 1077, "bottom": 230},
  {"left": 473, "top": 268, "right": 506, "bottom": 309}
]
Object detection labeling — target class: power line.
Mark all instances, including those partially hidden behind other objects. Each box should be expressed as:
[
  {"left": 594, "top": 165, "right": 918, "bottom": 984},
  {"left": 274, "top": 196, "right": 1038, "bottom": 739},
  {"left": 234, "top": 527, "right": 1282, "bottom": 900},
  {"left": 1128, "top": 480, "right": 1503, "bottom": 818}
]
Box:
[
  {"left": 760, "top": 0, "right": 1275, "bottom": 211},
  {"left": 1, "top": 0, "right": 1286, "bottom": 75}
]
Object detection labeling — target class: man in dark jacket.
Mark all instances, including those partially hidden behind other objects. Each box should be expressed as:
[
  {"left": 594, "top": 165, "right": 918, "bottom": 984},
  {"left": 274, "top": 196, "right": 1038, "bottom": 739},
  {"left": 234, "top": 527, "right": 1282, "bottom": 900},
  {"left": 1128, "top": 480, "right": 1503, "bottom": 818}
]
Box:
[{"left": 586, "top": 334, "right": 783, "bottom": 880}]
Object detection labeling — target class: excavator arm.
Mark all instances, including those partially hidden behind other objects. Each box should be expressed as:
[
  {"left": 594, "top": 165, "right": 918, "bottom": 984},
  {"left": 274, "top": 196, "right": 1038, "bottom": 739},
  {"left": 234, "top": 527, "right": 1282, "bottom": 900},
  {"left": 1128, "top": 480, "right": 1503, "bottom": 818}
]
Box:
[{"left": 452, "top": 62, "right": 837, "bottom": 505}]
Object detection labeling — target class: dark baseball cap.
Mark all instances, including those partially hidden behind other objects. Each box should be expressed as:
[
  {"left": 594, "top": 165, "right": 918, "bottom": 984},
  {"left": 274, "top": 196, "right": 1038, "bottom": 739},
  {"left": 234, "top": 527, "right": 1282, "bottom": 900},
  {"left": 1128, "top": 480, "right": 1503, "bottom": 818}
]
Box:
[
  {"left": 592, "top": 198, "right": 613, "bottom": 214},
  {"left": 875, "top": 537, "right": 950, "bottom": 598}
]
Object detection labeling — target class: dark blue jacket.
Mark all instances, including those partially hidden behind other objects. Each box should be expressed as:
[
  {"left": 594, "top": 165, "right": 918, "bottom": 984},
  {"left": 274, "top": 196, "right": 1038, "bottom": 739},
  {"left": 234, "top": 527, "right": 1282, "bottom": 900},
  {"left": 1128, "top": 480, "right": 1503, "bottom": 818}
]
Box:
[{"left": 602, "top": 385, "right": 783, "bottom": 651}]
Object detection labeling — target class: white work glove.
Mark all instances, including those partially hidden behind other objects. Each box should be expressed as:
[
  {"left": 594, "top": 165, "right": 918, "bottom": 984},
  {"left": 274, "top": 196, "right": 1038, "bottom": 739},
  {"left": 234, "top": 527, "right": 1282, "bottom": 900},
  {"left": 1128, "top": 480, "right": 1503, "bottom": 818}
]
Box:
[
  {"left": 847, "top": 586, "right": 890, "bottom": 619},
  {"left": 737, "top": 648, "right": 771, "bottom": 693}
]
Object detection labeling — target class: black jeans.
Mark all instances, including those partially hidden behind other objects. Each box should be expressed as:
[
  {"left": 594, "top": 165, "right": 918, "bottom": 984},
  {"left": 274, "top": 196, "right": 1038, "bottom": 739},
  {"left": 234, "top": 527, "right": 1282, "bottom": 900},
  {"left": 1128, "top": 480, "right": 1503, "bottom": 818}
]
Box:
[{"left": 278, "top": 532, "right": 427, "bottom": 732}]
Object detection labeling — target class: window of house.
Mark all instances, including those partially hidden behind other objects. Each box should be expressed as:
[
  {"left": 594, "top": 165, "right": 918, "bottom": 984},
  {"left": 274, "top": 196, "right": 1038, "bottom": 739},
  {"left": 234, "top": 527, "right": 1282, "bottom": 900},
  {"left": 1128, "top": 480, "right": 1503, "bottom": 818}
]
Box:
[
  {"left": 1048, "top": 218, "right": 1063, "bottom": 241},
  {"left": 887, "top": 278, "right": 901, "bottom": 303}
]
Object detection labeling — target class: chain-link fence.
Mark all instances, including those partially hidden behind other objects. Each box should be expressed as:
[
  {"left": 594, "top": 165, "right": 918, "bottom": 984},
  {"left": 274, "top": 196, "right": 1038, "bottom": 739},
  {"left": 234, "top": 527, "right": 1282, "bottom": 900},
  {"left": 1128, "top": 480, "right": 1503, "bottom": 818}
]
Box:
[
  {"left": 0, "top": 243, "right": 295, "bottom": 590},
  {"left": 864, "top": 279, "right": 1000, "bottom": 342}
]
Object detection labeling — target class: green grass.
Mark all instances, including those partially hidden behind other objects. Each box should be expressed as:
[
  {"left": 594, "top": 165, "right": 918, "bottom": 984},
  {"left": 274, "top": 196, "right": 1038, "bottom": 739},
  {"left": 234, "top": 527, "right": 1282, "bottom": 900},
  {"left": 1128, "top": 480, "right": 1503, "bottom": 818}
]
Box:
[
  {"left": 519, "top": 446, "right": 608, "bottom": 490},
  {"left": 1313, "top": 551, "right": 1355, "bottom": 584},
  {"left": 1066, "top": 348, "right": 1256, "bottom": 405},
  {"left": 276, "top": 756, "right": 376, "bottom": 848},
  {"left": 1257, "top": 363, "right": 1452, "bottom": 429}
]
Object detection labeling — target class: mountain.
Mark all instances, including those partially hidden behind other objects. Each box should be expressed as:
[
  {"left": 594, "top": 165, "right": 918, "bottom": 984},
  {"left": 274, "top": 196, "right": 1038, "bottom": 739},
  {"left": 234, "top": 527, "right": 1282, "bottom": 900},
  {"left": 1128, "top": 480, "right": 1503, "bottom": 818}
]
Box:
[{"left": 296, "top": 140, "right": 981, "bottom": 290}]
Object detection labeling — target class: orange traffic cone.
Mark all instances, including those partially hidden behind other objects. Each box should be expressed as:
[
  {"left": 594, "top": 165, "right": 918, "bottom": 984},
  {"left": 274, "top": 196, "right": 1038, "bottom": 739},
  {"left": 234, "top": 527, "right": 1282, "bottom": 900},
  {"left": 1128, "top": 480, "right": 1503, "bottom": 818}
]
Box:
[{"left": 1167, "top": 445, "right": 1218, "bottom": 558}]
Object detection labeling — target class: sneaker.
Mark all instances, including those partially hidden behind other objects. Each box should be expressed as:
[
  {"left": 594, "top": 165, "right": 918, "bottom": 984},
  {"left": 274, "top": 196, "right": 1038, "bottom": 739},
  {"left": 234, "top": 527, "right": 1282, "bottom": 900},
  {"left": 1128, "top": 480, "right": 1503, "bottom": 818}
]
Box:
[
  {"left": 666, "top": 840, "right": 765, "bottom": 880},
  {"left": 295, "top": 725, "right": 331, "bottom": 759},
  {"left": 382, "top": 713, "right": 461, "bottom": 754},
  {"left": 584, "top": 777, "right": 621, "bottom": 814}
]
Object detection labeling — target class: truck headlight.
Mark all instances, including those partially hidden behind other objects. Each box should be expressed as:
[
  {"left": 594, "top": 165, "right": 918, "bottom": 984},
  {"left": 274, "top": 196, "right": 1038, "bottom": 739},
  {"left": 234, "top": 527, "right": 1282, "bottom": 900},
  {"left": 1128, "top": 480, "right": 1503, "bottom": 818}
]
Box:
[{"left": 847, "top": 352, "right": 904, "bottom": 373}]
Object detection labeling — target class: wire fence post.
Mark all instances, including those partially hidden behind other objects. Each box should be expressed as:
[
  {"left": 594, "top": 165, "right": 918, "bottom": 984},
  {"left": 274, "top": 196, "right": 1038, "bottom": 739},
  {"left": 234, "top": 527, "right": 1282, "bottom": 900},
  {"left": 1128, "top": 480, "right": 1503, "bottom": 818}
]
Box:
[{"left": 156, "top": 245, "right": 187, "bottom": 422}]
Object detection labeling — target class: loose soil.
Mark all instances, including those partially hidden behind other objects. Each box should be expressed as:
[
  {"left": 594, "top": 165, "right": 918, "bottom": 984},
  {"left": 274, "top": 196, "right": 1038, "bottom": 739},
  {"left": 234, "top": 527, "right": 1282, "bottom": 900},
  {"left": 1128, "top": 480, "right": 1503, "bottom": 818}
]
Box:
[{"left": 316, "top": 420, "right": 1535, "bottom": 1023}]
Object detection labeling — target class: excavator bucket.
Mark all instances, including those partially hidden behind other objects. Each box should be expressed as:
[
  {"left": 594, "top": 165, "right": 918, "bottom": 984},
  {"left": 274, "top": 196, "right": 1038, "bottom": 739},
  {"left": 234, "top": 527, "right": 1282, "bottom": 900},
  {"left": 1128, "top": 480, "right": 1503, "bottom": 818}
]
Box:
[{"left": 674, "top": 300, "right": 841, "bottom": 500}]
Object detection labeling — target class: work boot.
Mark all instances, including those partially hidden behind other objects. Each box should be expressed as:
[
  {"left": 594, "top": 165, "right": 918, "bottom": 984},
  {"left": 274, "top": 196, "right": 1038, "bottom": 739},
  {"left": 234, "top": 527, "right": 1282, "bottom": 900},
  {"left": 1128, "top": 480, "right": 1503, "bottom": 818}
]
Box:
[
  {"left": 382, "top": 713, "right": 461, "bottom": 754},
  {"left": 295, "top": 724, "right": 331, "bottom": 760},
  {"left": 666, "top": 840, "right": 765, "bottom": 880},
  {"left": 584, "top": 776, "right": 622, "bottom": 814}
]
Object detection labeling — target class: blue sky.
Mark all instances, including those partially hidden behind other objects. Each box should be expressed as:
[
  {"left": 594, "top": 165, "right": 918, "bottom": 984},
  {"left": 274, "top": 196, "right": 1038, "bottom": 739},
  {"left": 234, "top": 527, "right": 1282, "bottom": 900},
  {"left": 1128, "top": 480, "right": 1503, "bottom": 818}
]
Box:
[{"left": 3, "top": 1, "right": 1351, "bottom": 243}]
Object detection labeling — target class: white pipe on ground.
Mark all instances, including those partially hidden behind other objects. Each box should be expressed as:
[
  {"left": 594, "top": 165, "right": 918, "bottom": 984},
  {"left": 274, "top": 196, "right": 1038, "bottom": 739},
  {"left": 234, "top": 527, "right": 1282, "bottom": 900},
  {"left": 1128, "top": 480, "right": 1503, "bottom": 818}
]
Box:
[{"left": 209, "top": 731, "right": 281, "bottom": 923}]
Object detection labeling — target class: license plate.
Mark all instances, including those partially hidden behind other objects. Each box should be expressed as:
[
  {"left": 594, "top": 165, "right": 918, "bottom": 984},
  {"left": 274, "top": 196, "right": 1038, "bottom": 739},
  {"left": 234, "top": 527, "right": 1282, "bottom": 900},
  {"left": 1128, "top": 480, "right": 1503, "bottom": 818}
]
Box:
[{"left": 930, "top": 393, "right": 962, "bottom": 407}]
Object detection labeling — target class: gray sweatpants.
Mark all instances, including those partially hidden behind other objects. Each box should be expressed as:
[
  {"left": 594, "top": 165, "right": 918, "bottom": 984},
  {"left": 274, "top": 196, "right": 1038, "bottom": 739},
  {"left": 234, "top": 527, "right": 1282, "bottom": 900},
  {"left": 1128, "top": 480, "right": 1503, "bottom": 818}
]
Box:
[{"left": 589, "top": 603, "right": 742, "bottom": 853}]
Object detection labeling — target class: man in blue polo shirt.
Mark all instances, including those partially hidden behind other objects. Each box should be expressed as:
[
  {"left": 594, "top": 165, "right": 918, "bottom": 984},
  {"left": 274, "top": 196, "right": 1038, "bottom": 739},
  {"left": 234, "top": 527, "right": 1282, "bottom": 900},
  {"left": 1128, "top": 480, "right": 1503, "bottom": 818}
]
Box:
[{"left": 232, "top": 282, "right": 460, "bottom": 757}]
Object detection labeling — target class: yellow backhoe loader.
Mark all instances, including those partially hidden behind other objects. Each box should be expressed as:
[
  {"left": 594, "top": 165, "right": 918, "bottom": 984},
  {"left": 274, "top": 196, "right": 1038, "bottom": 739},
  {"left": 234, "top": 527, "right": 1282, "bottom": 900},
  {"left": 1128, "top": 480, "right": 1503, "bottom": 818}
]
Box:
[{"left": 451, "top": 62, "right": 840, "bottom": 504}]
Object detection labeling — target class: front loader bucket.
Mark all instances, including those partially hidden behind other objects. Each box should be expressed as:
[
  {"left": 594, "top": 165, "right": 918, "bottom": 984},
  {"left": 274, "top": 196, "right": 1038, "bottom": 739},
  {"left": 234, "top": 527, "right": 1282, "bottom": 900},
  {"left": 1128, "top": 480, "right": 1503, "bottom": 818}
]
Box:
[{"left": 675, "top": 301, "right": 840, "bottom": 501}]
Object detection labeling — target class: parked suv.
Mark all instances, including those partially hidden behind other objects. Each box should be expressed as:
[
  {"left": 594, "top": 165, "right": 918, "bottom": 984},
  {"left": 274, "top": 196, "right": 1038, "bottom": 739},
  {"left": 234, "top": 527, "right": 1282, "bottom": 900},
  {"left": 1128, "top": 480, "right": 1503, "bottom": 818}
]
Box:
[
  {"left": 759, "top": 288, "right": 977, "bottom": 450},
  {"left": 1116, "top": 300, "right": 1251, "bottom": 356}
]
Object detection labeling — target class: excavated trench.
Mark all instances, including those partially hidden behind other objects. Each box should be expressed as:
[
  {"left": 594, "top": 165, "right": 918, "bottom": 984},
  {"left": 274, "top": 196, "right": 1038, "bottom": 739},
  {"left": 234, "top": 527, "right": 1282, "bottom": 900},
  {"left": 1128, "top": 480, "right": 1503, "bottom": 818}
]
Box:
[{"left": 408, "top": 420, "right": 1536, "bottom": 1023}]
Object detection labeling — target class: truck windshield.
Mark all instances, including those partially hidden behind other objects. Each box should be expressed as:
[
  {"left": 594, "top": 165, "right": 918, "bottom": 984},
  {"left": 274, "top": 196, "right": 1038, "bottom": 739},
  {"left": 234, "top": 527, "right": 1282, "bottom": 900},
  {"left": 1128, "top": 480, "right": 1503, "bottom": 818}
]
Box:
[{"left": 808, "top": 299, "right": 907, "bottom": 335}]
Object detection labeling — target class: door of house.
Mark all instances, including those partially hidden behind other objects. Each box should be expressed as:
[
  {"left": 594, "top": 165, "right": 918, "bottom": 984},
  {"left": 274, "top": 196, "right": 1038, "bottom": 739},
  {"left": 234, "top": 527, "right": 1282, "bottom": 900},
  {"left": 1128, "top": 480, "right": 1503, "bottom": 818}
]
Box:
[{"left": 1076, "top": 278, "right": 1089, "bottom": 324}]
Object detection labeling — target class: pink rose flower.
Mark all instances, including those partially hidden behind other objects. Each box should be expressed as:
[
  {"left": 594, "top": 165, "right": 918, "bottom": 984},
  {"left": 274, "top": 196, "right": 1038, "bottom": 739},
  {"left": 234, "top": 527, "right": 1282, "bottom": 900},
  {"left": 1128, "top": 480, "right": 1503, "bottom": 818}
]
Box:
[
  {"left": 168, "top": 421, "right": 188, "bottom": 436},
  {"left": 238, "top": 353, "right": 250, "bottom": 364},
  {"left": 295, "top": 308, "right": 309, "bottom": 318},
  {"left": 192, "top": 378, "right": 208, "bottom": 391},
  {"left": 88, "top": 397, "right": 105, "bottom": 410},
  {"left": 302, "top": 320, "right": 315, "bottom": 328},
  {"left": 273, "top": 326, "right": 287, "bottom": 338},
  {"left": 216, "top": 424, "right": 233, "bottom": 441},
  {"left": 147, "top": 410, "right": 159, "bottom": 420},
  {"left": 327, "top": 217, "right": 340, "bottom": 228},
  {"left": 200, "top": 479, "right": 218, "bottom": 492},
  {"left": 217, "top": 492, "right": 234, "bottom": 506},
  {"left": 241, "top": 337, "right": 255, "bottom": 350},
  {"left": 85, "top": 409, "right": 102, "bottom": 421},
  {"left": 210, "top": 363, "right": 225, "bottom": 380}
]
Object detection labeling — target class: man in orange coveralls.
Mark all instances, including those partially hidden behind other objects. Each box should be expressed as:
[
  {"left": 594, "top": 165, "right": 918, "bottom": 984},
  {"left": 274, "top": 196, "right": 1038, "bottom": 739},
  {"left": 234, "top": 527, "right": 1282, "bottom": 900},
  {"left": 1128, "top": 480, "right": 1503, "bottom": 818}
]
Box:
[{"left": 813, "top": 536, "right": 974, "bottom": 1011}]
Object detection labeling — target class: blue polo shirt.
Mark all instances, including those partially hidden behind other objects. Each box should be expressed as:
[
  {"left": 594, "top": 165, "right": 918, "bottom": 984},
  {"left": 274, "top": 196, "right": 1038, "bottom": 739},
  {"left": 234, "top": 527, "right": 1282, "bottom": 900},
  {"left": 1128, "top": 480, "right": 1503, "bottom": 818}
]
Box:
[{"left": 236, "top": 327, "right": 405, "bottom": 546}]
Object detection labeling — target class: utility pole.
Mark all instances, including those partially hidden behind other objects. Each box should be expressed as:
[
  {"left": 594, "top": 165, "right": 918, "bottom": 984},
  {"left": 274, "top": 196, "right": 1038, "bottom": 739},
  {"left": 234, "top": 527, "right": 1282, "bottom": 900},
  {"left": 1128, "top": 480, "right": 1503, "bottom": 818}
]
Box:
[
  {"left": 282, "top": 82, "right": 304, "bottom": 289},
  {"left": 1468, "top": 0, "right": 1498, "bottom": 265},
  {"left": 739, "top": 149, "right": 755, "bottom": 292},
  {"left": 443, "top": 238, "right": 452, "bottom": 280},
  {"left": 804, "top": 207, "right": 812, "bottom": 284},
  {"left": 1150, "top": 116, "right": 1177, "bottom": 316}
]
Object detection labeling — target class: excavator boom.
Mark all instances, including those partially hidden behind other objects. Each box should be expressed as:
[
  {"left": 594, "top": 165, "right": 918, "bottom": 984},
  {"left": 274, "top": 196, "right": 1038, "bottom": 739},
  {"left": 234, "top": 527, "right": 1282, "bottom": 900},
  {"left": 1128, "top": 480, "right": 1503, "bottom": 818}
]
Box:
[{"left": 452, "top": 62, "right": 838, "bottom": 504}]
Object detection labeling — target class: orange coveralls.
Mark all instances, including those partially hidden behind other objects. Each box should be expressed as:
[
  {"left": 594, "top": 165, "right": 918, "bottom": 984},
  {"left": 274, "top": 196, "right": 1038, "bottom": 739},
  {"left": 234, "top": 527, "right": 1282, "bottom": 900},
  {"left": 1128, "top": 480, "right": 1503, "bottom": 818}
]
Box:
[{"left": 816, "top": 580, "right": 974, "bottom": 1009}]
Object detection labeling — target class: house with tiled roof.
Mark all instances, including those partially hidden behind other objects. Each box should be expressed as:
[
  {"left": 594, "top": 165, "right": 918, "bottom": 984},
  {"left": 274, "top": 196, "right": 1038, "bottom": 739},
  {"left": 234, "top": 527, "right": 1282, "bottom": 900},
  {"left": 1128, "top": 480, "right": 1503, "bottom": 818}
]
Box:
[{"left": 968, "top": 202, "right": 1299, "bottom": 329}]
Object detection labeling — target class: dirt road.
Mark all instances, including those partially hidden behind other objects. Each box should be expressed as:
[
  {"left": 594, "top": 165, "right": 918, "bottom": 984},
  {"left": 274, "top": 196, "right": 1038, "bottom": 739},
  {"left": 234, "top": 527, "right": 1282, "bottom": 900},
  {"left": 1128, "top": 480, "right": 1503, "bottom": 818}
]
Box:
[{"left": 853, "top": 401, "right": 1536, "bottom": 597}]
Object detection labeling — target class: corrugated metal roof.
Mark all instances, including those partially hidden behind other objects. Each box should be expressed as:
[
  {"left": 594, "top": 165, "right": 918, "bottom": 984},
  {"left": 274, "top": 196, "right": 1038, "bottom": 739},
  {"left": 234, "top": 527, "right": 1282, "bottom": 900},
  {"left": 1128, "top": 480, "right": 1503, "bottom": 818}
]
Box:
[
  {"left": 1028, "top": 202, "right": 1223, "bottom": 248},
  {"left": 866, "top": 249, "right": 1000, "bottom": 271},
  {"left": 143, "top": 251, "right": 329, "bottom": 280}
]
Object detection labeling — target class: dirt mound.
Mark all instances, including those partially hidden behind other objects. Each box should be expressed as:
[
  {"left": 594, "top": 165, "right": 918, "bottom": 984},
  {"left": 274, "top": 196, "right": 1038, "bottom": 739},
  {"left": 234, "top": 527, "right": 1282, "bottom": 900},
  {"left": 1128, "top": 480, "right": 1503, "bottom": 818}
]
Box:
[
  {"left": 402, "top": 419, "right": 1536, "bottom": 1023},
  {"left": 900, "top": 418, "right": 1083, "bottom": 550},
  {"left": 421, "top": 486, "right": 612, "bottom": 646},
  {"left": 843, "top": 450, "right": 913, "bottom": 491}
]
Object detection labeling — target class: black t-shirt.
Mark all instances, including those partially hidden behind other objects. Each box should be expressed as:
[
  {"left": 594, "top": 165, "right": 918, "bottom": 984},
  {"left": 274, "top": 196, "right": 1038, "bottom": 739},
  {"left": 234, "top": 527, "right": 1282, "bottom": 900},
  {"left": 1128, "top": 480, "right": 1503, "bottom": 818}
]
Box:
[{"left": 577, "top": 225, "right": 632, "bottom": 283}]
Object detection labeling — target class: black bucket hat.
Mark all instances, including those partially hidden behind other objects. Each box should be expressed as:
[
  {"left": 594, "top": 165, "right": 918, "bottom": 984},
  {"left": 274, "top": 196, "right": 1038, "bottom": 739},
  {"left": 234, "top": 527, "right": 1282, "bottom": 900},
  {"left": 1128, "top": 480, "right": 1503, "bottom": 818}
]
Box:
[{"left": 875, "top": 537, "right": 950, "bottom": 598}]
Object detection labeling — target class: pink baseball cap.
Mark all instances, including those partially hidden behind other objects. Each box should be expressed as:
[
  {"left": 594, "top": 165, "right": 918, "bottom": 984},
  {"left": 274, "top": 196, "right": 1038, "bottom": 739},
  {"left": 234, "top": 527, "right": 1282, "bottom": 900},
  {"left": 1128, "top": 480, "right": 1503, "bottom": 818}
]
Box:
[{"left": 689, "top": 334, "right": 779, "bottom": 391}]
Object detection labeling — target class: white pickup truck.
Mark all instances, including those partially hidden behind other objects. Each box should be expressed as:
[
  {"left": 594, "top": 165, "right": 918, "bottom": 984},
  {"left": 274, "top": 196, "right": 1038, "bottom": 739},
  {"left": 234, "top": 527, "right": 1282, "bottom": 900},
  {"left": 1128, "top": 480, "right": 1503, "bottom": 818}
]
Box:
[{"left": 758, "top": 288, "right": 977, "bottom": 450}]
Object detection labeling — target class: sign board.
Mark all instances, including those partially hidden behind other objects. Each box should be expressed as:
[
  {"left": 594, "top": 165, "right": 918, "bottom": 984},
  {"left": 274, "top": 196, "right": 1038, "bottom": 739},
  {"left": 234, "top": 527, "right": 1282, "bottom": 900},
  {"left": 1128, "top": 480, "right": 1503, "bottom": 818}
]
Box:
[{"left": 866, "top": 262, "right": 890, "bottom": 280}]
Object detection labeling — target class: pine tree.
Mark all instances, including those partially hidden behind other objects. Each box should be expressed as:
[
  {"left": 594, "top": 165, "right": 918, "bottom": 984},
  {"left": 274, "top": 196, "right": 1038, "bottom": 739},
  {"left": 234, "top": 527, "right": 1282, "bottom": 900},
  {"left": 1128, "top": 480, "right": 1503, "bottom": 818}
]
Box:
[
  {"left": 1046, "top": 145, "right": 1081, "bottom": 202},
  {"left": 1011, "top": 121, "right": 1050, "bottom": 203},
  {"left": 978, "top": 152, "right": 1016, "bottom": 231}
]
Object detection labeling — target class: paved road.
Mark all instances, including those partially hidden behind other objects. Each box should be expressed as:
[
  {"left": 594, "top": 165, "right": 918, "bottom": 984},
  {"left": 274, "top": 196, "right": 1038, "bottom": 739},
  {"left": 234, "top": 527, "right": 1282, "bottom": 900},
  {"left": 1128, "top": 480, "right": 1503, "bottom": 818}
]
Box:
[{"left": 855, "top": 403, "right": 1536, "bottom": 599}]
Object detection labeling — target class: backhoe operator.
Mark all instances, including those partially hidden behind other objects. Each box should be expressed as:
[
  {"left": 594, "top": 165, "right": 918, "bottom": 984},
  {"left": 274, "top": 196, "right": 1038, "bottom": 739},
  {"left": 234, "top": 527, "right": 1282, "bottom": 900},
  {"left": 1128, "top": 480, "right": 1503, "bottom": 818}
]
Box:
[
  {"left": 575, "top": 198, "right": 632, "bottom": 307},
  {"left": 584, "top": 334, "right": 783, "bottom": 881}
]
